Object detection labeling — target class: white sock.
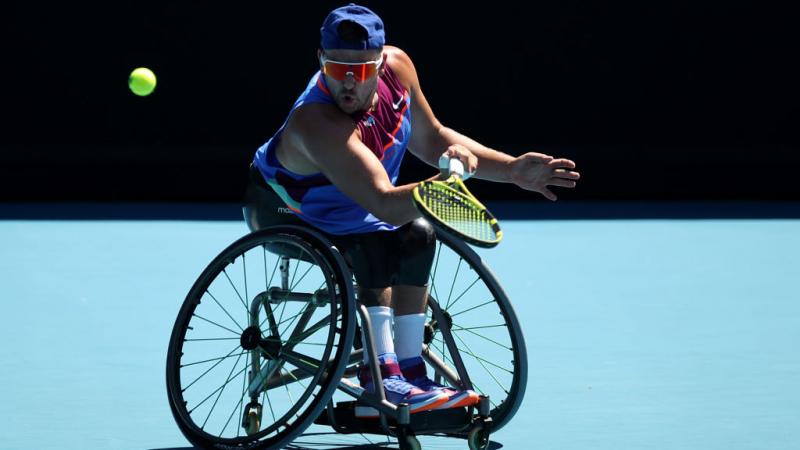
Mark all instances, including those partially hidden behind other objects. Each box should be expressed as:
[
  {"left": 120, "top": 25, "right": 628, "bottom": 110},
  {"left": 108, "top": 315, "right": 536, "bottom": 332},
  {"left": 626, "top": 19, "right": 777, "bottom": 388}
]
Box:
[
  {"left": 393, "top": 313, "right": 426, "bottom": 362},
  {"left": 362, "top": 306, "right": 394, "bottom": 364}
]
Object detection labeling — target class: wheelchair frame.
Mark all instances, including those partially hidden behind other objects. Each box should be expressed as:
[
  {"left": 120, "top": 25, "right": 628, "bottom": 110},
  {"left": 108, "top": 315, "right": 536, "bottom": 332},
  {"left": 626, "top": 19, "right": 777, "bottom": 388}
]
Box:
[{"left": 166, "top": 224, "right": 526, "bottom": 450}]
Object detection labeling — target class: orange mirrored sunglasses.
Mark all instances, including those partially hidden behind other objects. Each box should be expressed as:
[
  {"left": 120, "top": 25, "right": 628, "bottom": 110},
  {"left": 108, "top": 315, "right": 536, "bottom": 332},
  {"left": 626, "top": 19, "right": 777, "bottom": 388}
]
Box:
[{"left": 321, "top": 55, "right": 383, "bottom": 82}]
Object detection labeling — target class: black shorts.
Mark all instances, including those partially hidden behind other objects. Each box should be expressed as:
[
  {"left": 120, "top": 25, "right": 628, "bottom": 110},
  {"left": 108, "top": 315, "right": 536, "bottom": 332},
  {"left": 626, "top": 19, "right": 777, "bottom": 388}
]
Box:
[{"left": 243, "top": 164, "right": 435, "bottom": 289}]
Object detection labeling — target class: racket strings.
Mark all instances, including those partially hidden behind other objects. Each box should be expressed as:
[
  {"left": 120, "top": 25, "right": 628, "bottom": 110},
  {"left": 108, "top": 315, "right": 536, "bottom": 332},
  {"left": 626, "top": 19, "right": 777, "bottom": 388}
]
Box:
[{"left": 418, "top": 183, "right": 497, "bottom": 242}]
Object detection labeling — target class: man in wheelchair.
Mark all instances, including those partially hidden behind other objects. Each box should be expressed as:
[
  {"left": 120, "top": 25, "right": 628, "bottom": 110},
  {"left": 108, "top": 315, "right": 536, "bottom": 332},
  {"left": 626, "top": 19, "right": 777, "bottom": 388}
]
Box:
[{"left": 244, "top": 4, "right": 579, "bottom": 419}]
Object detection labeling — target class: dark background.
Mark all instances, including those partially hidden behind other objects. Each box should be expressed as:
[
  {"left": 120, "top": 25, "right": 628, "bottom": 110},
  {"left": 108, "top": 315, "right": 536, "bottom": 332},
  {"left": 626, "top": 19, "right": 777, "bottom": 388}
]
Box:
[{"left": 3, "top": 0, "right": 799, "bottom": 204}]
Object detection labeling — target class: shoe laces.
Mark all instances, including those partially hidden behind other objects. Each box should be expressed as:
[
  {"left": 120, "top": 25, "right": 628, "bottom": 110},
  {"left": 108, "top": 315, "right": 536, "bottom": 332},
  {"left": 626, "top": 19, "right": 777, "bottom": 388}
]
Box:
[
  {"left": 382, "top": 375, "right": 418, "bottom": 396},
  {"left": 410, "top": 375, "right": 447, "bottom": 391}
]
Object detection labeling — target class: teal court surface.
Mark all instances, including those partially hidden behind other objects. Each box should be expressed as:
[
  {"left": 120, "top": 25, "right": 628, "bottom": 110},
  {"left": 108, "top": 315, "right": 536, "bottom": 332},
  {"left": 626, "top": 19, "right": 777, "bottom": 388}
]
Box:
[{"left": 1, "top": 205, "right": 798, "bottom": 450}]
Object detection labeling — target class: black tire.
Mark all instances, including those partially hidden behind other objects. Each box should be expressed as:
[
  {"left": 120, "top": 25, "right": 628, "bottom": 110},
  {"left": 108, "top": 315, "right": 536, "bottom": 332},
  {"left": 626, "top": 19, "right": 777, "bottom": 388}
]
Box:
[
  {"left": 167, "top": 225, "right": 356, "bottom": 449},
  {"left": 467, "top": 424, "right": 491, "bottom": 450},
  {"left": 397, "top": 427, "right": 421, "bottom": 450},
  {"left": 425, "top": 230, "right": 527, "bottom": 433}
]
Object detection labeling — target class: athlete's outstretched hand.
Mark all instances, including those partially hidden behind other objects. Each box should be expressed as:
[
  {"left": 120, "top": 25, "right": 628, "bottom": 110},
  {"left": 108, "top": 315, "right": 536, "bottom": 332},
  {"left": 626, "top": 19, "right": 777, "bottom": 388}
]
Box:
[{"left": 509, "top": 152, "right": 580, "bottom": 201}]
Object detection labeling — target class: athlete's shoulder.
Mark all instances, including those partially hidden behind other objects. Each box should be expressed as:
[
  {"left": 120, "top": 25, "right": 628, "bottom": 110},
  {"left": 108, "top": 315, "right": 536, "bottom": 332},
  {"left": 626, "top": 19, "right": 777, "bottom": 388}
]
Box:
[
  {"left": 276, "top": 103, "right": 359, "bottom": 174},
  {"left": 384, "top": 46, "right": 412, "bottom": 65},
  {"left": 384, "top": 46, "right": 417, "bottom": 92},
  {"left": 290, "top": 102, "right": 354, "bottom": 140},
  {"left": 292, "top": 101, "right": 347, "bottom": 128},
  {"left": 287, "top": 102, "right": 359, "bottom": 149}
]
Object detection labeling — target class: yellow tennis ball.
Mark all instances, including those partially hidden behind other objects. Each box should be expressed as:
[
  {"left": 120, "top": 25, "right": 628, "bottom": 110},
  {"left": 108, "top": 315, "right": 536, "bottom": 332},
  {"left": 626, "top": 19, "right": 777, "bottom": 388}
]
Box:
[{"left": 128, "top": 67, "right": 156, "bottom": 96}]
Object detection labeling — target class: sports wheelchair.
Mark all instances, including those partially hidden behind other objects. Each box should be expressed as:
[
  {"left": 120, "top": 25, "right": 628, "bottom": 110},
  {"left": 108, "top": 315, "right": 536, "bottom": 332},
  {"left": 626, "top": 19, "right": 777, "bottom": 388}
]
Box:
[{"left": 166, "top": 224, "right": 526, "bottom": 449}]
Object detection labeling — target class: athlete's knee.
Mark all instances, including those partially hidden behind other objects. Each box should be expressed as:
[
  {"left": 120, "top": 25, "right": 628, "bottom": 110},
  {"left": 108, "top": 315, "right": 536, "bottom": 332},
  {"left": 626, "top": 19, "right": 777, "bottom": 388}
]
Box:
[
  {"left": 358, "top": 286, "right": 391, "bottom": 307},
  {"left": 400, "top": 218, "right": 436, "bottom": 257},
  {"left": 341, "top": 238, "right": 395, "bottom": 291},
  {"left": 396, "top": 218, "right": 436, "bottom": 286}
]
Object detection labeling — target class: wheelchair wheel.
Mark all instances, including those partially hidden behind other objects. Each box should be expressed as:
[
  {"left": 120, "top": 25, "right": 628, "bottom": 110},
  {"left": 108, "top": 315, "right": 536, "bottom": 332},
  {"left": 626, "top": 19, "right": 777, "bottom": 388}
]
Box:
[
  {"left": 424, "top": 230, "right": 527, "bottom": 433},
  {"left": 167, "top": 225, "right": 356, "bottom": 449}
]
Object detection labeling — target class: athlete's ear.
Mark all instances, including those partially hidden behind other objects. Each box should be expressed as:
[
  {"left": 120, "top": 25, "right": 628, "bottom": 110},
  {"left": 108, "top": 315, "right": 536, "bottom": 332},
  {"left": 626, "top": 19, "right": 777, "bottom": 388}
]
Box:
[
  {"left": 379, "top": 51, "right": 388, "bottom": 76},
  {"left": 317, "top": 49, "right": 324, "bottom": 68}
]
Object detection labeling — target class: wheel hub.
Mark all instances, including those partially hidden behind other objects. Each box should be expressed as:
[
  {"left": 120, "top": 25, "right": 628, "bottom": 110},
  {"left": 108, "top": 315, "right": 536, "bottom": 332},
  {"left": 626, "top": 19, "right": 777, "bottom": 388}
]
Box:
[{"left": 240, "top": 326, "right": 282, "bottom": 359}]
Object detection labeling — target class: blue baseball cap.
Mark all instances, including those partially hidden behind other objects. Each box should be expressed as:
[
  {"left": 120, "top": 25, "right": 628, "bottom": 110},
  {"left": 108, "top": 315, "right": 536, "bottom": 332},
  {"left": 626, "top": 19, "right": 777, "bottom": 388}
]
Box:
[{"left": 320, "top": 3, "right": 385, "bottom": 50}]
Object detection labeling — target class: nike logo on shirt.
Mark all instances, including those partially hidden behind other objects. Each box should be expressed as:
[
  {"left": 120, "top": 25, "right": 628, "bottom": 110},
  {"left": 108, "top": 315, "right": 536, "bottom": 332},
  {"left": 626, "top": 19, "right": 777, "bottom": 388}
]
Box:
[{"left": 392, "top": 95, "right": 405, "bottom": 110}]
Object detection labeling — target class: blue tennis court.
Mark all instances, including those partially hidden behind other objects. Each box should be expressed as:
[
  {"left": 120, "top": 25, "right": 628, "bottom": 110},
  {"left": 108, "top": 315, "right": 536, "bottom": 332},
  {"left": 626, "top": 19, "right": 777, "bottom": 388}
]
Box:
[{"left": 1, "top": 212, "right": 798, "bottom": 449}]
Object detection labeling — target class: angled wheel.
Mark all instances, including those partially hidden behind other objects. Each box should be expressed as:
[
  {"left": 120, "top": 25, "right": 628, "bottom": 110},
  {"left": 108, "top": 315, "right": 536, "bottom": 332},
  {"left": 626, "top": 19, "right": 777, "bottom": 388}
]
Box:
[
  {"left": 167, "top": 225, "right": 356, "bottom": 449},
  {"left": 467, "top": 424, "right": 490, "bottom": 450},
  {"left": 397, "top": 427, "right": 422, "bottom": 450},
  {"left": 423, "top": 230, "right": 527, "bottom": 433}
]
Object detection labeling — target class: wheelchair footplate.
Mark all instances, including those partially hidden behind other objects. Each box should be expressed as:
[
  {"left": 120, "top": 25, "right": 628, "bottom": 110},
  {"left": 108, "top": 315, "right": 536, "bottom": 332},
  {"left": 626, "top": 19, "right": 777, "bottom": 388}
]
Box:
[
  {"left": 316, "top": 397, "right": 493, "bottom": 450},
  {"left": 315, "top": 401, "right": 473, "bottom": 434}
]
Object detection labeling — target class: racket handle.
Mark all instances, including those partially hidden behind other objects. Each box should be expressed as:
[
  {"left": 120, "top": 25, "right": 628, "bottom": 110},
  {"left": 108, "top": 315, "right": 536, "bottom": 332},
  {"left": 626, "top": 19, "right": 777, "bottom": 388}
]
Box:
[{"left": 438, "top": 153, "right": 467, "bottom": 179}]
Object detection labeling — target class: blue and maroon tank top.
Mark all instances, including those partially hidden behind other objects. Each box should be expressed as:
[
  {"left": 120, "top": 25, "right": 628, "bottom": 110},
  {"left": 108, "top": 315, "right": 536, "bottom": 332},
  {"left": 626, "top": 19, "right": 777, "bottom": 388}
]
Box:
[{"left": 252, "top": 64, "right": 411, "bottom": 235}]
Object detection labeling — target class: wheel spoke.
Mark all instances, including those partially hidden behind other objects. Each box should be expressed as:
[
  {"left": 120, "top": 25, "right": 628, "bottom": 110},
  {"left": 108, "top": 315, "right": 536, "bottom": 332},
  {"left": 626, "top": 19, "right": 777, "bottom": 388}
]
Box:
[
  {"left": 274, "top": 298, "right": 290, "bottom": 337},
  {"left": 452, "top": 324, "right": 512, "bottom": 350},
  {"left": 200, "top": 352, "right": 244, "bottom": 429},
  {"left": 280, "top": 362, "right": 310, "bottom": 391},
  {"left": 286, "top": 342, "right": 327, "bottom": 347},
  {"left": 261, "top": 302, "right": 280, "bottom": 336},
  {"left": 290, "top": 261, "right": 317, "bottom": 292},
  {"left": 237, "top": 359, "right": 249, "bottom": 437},
  {"left": 188, "top": 363, "right": 249, "bottom": 415},
  {"left": 454, "top": 324, "right": 507, "bottom": 331},
  {"left": 444, "top": 258, "right": 463, "bottom": 310},
  {"left": 273, "top": 261, "right": 317, "bottom": 332},
  {"left": 442, "top": 334, "right": 512, "bottom": 374},
  {"left": 219, "top": 358, "right": 249, "bottom": 438},
  {"left": 274, "top": 306, "right": 313, "bottom": 336},
  {"left": 197, "top": 352, "right": 245, "bottom": 427},
  {"left": 182, "top": 349, "right": 247, "bottom": 368},
  {"left": 183, "top": 345, "right": 242, "bottom": 391},
  {"left": 281, "top": 290, "right": 329, "bottom": 345},
  {"left": 279, "top": 302, "right": 313, "bottom": 340},
  {"left": 260, "top": 249, "right": 282, "bottom": 331},
  {"left": 449, "top": 333, "right": 512, "bottom": 392},
  {"left": 281, "top": 366, "right": 312, "bottom": 425},
  {"left": 282, "top": 349, "right": 323, "bottom": 376},
  {"left": 205, "top": 289, "right": 244, "bottom": 332},
  {"left": 278, "top": 258, "right": 303, "bottom": 325},
  {"left": 428, "top": 241, "right": 444, "bottom": 303},
  {"left": 440, "top": 332, "right": 448, "bottom": 369},
  {"left": 283, "top": 312, "right": 333, "bottom": 346},
  {"left": 222, "top": 268, "right": 250, "bottom": 314},
  {"left": 449, "top": 298, "right": 496, "bottom": 319},
  {"left": 242, "top": 253, "right": 249, "bottom": 312},
  {"left": 192, "top": 313, "right": 240, "bottom": 336},
  {"left": 281, "top": 367, "right": 296, "bottom": 413},
  {"left": 265, "top": 246, "right": 279, "bottom": 296},
  {"left": 442, "top": 276, "right": 482, "bottom": 312},
  {"left": 262, "top": 382, "right": 276, "bottom": 427},
  {"left": 185, "top": 337, "right": 240, "bottom": 342}
]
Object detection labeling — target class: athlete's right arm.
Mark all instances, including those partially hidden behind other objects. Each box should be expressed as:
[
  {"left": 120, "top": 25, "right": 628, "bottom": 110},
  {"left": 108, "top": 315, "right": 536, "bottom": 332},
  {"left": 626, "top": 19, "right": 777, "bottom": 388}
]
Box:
[{"left": 283, "top": 104, "right": 426, "bottom": 226}]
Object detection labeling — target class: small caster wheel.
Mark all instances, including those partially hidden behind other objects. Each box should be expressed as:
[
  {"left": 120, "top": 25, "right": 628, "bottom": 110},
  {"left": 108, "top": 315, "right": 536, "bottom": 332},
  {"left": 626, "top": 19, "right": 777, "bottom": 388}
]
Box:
[
  {"left": 467, "top": 424, "right": 490, "bottom": 450},
  {"left": 242, "top": 401, "right": 262, "bottom": 436},
  {"left": 397, "top": 428, "right": 421, "bottom": 450}
]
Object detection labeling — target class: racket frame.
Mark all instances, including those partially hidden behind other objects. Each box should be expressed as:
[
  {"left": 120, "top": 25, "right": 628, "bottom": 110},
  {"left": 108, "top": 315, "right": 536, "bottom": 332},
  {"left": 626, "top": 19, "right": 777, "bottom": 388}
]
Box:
[{"left": 412, "top": 174, "right": 502, "bottom": 248}]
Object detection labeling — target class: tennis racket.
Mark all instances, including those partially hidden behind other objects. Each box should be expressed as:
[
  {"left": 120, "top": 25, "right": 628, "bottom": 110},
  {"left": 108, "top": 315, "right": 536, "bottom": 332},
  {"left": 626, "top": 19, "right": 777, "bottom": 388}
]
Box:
[{"left": 412, "top": 156, "right": 502, "bottom": 248}]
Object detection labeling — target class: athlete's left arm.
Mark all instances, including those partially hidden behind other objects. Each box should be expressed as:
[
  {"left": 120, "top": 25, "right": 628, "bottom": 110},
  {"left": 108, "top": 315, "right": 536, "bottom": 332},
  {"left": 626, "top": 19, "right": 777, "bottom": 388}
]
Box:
[{"left": 387, "top": 47, "right": 580, "bottom": 201}]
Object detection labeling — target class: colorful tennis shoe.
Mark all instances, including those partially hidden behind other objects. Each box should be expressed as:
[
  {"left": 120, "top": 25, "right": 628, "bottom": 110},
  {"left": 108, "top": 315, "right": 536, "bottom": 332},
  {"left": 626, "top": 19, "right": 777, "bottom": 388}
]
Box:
[
  {"left": 400, "top": 356, "right": 480, "bottom": 409},
  {"left": 355, "top": 354, "right": 449, "bottom": 418}
]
